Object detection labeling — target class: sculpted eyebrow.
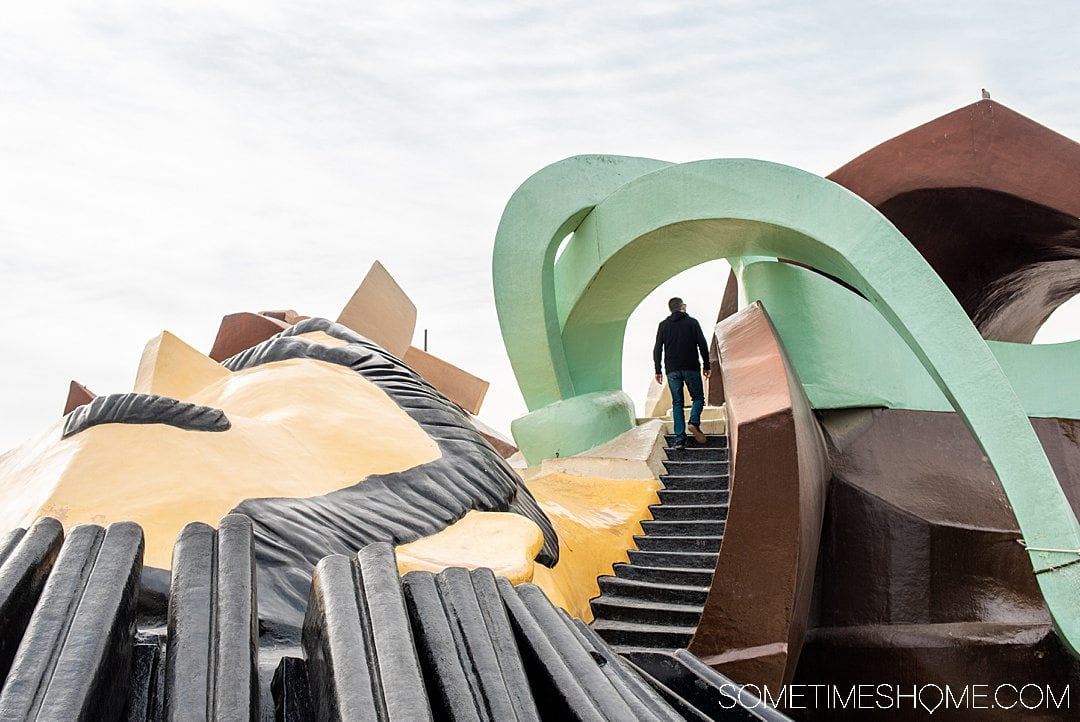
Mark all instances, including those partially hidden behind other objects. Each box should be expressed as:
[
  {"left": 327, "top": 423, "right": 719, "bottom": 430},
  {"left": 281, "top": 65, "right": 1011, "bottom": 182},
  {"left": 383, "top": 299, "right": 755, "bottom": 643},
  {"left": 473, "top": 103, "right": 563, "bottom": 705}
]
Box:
[{"left": 63, "top": 393, "right": 231, "bottom": 439}]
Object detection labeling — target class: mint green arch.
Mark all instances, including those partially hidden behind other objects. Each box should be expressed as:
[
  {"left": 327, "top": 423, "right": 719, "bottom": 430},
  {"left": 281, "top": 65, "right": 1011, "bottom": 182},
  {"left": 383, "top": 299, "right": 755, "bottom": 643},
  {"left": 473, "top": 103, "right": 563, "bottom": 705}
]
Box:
[
  {"left": 492, "top": 155, "right": 672, "bottom": 411},
  {"left": 493, "top": 156, "right": 1080, "bottom": 654}
]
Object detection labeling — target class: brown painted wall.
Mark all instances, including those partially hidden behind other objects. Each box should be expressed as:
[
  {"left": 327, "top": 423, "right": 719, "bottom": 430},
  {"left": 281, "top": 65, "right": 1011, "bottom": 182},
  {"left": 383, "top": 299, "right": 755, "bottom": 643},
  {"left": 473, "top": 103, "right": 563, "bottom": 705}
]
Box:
[
  {"left": 790, "top": 408, "right": 1080, "bottom": 720},
  {"left": 828, "top": 100, "right": 1080, "bottom": 343},
  {"left": 689, "top": 302, "right": 830, "bottom": 689},
  {"left": 706, "top": 268, "right": 739, "bottom": 406}
]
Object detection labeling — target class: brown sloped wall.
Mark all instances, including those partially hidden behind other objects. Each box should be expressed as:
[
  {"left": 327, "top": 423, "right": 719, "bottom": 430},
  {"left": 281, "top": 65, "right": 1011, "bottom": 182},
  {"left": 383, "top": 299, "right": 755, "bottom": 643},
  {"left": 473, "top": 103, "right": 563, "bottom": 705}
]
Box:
[
  {"left": 791, "top": 408, "right": 1080, "bottom": 720},
  {"left": 688, "top": 302, "right": 830, "bottom": 690}
]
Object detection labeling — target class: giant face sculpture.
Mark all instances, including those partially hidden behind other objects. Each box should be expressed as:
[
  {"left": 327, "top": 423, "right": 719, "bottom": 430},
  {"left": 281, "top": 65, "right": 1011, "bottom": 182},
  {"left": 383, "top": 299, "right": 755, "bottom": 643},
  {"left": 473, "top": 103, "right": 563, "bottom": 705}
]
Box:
[{"left": 0, "top": 318, "right": 560, "bottom": 629}]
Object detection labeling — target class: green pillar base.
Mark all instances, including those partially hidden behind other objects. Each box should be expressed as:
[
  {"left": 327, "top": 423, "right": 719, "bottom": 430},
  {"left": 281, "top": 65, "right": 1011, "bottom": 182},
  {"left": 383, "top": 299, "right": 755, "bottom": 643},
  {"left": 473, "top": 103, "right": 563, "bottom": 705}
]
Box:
[{"left": 511, "top": 390, "right": 636, "bottom": 465}]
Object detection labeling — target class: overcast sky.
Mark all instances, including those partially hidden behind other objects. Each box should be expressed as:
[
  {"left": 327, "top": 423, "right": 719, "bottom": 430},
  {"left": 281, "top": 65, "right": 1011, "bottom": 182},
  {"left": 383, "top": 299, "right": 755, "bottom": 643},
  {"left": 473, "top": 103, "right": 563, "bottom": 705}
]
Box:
[{"left": 0, "top": 2, "right": 1077, "bottom": 451}]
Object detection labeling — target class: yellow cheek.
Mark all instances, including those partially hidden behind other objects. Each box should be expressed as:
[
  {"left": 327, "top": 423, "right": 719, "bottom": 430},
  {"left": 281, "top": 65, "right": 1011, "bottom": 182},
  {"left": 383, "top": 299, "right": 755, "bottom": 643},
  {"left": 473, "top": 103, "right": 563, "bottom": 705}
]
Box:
[
  {"left": 394, "top": 471, "right": 661, "bottom": 622},
  {"left": 0, "top": 358, "right": 440, "bottom": 569},
  {"left": 395, "top": 510, "right": 545, "bottom": 584}
]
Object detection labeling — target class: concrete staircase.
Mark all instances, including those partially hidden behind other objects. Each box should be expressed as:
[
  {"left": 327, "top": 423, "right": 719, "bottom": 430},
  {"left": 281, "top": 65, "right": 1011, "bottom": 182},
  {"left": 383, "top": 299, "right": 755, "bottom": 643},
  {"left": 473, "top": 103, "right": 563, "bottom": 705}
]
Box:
[{"left": 589, "top": 433, "right": 730, "bottom": 654}]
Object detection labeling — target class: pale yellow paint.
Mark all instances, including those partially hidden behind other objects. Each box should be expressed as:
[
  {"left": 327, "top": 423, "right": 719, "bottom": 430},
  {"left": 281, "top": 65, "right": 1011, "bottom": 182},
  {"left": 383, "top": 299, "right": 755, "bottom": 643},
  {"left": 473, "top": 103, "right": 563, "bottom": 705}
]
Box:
[
  {"left": 0, "top": 357, "right": 440, "bottom": 568},
  {"left": 396, "top": 510, "right": 544, "bottom": 584},
  {"left": 529, "top": 472, "right": 660, "bottom": 620},
  {"left": 393, "top": 471, "right": 659, "bottom": 622},
  {"left": 135, "top": 331, "right": 231, "bottom": 401},
  {"left": 337, "top": 261, "right": 417, "bottom": 358},
  {"left": 295, "top": 330, "right": 349, "bottom": 347}
]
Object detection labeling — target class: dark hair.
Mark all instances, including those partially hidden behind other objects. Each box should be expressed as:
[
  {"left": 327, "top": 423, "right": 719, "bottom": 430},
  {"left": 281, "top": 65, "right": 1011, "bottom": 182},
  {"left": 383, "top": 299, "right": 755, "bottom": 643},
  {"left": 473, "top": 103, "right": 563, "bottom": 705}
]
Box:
[
  {"left": 668, "top": 297, "right": 684, "bottom": 313},
  {"left": 63, "top": 393, "right": 230, "bottom": 438}
]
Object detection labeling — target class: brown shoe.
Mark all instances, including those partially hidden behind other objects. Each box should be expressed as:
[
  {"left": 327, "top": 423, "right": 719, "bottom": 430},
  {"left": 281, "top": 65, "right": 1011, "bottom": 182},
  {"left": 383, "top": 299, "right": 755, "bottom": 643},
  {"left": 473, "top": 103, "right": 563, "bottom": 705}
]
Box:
[{"left": 688, "top": 423, "right": 706, "bottom": 444}]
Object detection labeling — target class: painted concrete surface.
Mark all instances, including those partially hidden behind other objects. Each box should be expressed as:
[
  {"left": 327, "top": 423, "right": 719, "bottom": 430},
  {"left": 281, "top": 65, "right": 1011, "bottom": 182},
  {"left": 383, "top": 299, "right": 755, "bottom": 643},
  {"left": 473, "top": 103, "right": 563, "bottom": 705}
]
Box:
[
  {"left": 494, "top": 156, "right": 1080, "bottom": 655},
  {"left": 510, "top": 389, "right": 637, "bottom": 465},
  {"left": 337, "top": 260, "right": 417, "bottom": 358},
  {"left": 743, "top": 260, "right": 1080, "bottom": 419},
  {"left": 404, "top": 346, "right": 490, "bottom": 415},
  {"left": 1, "top": 356, "right": 441, "bottom": 569},
  {"left": 537, "top": 418, "right": 668, "bottom": 480}
]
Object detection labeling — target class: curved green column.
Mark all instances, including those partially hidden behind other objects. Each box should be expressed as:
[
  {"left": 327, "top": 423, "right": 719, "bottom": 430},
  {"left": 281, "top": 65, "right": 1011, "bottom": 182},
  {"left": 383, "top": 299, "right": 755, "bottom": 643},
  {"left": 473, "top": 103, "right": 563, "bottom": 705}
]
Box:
[
  {"left": 493, "top": 156, "right": 1080, "bottom": 654},
  {"left": 492, "top": 155, "right": 671, "bottom": 412}
]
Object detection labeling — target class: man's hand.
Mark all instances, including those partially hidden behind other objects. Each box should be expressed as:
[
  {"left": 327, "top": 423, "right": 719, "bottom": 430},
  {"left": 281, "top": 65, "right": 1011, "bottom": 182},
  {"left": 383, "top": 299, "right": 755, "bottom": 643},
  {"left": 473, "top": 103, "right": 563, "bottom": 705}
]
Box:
[
  {"left": 654, "top": 373, "right": 663, "bottom": 385},
  {"left": 703, "top": 369, "right": 711, "bottom": 379}
]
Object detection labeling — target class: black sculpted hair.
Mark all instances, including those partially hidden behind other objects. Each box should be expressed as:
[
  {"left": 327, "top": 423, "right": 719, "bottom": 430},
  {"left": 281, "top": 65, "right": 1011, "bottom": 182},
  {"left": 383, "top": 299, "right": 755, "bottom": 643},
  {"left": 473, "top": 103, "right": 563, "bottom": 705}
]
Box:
[
  {"left": 63, "top": 393, "right": 230, "bottom": 438},
  {"left": 221, "top": 318, "right": 560, "bottom": 631},
  {"left": 668, "top": 297, "right": 684, "bottom": 313}
]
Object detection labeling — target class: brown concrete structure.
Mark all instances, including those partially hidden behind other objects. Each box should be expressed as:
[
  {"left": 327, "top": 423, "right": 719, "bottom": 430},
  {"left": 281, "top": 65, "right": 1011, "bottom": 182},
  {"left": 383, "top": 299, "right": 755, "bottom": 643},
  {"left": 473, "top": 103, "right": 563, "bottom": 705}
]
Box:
[
  {"left": 706, "top": 270, "right": 738, "bottom": 406},
  {"left": 403, "top": 346, "right": 490, "bottom": 415},
  {"left": 829, "top": 100, "right": 1080, "bottom": 343},
  {"left": 209, "top": 312, "right": 291, "bottom": 362},
  {"left": 689, "top": 302, "right": 829, "bottom": 690},
  {"left": 337, "top": 261, "right": 417, "bottom": 358},
  {"left": 791, "top": 408, "right": 1080, "bottom": 719},
  {"left": 63, "top": 381, "right": 96, "bottom": 415},
  {"left": 260, "top": 309, "right": 308, "bottom": 325}
]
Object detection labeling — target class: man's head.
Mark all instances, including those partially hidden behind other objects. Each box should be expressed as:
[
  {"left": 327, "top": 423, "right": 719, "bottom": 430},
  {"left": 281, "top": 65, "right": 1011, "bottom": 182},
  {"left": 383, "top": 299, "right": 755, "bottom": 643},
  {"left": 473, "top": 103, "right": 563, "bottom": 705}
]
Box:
[{"left": 668, "top": 297, "right": 685, "bottom": 313}]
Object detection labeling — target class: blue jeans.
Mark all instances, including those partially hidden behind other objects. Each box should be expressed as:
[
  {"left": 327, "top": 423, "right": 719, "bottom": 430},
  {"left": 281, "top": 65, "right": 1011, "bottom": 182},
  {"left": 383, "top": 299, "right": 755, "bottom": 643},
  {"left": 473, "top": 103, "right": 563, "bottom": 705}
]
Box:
[{"left": 667, "top": 369, "right": 704, "bottom": 442}]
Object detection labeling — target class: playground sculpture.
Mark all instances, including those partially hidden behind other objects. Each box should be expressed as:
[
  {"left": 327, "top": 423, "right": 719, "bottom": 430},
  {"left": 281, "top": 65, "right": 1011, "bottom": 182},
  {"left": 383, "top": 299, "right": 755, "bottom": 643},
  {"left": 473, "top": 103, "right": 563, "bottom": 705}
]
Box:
[{"left": 0, "top": 99, "right": 1077, "bottom": 720}]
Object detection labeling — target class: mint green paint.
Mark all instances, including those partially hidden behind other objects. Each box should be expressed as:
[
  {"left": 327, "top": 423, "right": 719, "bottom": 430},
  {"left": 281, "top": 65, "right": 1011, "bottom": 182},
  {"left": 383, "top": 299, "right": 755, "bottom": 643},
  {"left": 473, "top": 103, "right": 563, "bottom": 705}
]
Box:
[
  {"left": 509, "top": 390, "right": 636, "bottom": 465},
  {"left": 742, "top": 260, "right": 1080, "bottom": 419},
  {"left": 493, "top": 156, "right": 1080, "bottom": 654},
  {"left": 492, "top": 155, "right": 671, "bottom": 412},
  {"left": 988, "top": 341, "right": 1080, "bottom": 420}
]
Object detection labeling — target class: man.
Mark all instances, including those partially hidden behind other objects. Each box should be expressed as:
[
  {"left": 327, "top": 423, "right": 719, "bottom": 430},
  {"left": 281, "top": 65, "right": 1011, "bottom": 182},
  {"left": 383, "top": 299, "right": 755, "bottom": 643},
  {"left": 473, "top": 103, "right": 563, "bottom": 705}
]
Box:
[{"left": 653, "top": 297, "right": 711, "bottom": 449}]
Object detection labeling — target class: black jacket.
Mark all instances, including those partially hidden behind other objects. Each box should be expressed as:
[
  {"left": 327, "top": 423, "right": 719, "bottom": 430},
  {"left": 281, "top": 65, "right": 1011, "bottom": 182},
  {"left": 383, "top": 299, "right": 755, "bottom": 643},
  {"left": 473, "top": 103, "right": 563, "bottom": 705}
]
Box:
[{"left": 653, "top": 312, "right": 711, "bottom": 374}]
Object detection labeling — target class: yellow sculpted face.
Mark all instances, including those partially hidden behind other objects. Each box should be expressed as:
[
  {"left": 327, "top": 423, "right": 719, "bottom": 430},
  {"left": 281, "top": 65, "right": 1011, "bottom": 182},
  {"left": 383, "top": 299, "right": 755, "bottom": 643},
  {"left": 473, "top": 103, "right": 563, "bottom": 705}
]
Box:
[
  {"left": 0, "top": 334, "right": 440, "bottom": 569},
  {"left": 0, "top": 320, "right": 660, "bottom": 624}
]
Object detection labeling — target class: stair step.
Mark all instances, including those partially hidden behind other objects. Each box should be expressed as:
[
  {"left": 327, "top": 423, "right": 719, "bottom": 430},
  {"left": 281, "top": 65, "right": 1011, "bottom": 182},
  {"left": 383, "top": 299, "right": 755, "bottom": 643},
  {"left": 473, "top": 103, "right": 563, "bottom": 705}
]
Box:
[
  {"left": 641, "top": 520, "right": 725, "bottom": 537},
  {"left": 662, "top": 460, "right": 729, "bottom": 475},
  {"left": 590, "top": 620, "right": 696, "bottom": 649},
  {"left": 627, "top": 550, "right": 718, "bottom": 570},
  {"left": 597, "top": 577, "right": 710, "bottom": 605},
  {"left": 665, "top": 434, "right": 728, "bottom": 449},
  {"left": 613, "top": 564, "right": 715, "bottom": 586},
  {"left": 657, "top": 489, "right": 728, "bottom": 505},
  {"left": 589, "top": 596, "right": 704, "bottom": 626},
  {"left": 648, "top": 504, "right": 727, "bottom": 521},
  {"left": 663, "top": 447, "right": 729, "bottom": 462},
  {"left": 658, "top": 474, "right": 729, "bottom": 491},
  {"left": 635, "top": 535, "right": 723, "bottom": 552}
]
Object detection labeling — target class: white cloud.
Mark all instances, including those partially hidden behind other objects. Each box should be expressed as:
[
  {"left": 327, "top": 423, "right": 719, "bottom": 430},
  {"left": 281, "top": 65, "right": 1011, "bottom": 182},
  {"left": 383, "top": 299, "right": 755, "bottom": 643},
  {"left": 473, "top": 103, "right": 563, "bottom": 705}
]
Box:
[{"left": 0, "top": 1, "right": 1077, "bottom": 450}]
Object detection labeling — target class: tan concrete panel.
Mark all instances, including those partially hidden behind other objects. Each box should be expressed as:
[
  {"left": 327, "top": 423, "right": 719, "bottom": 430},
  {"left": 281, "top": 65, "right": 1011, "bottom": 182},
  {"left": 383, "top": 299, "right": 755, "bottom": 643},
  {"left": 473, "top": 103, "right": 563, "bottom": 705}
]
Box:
[
  {"left": 336, "top": 261, "right": 416, "bottom": 358},
  {"left": 134, "top": 331, "right": 231, "bottom": 402},
  {"left": 404, "top": 346, "right": 489, "bottom": 414}
]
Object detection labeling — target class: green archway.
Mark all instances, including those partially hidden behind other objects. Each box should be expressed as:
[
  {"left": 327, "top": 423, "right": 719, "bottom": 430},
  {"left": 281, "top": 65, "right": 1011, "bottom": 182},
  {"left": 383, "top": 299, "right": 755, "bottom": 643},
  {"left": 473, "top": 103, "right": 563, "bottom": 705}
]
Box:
[{"left": 493, "top": 156, "right": 1080, "bottom": 655}]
